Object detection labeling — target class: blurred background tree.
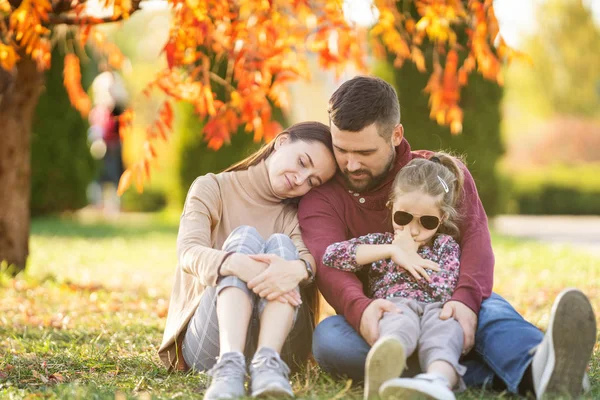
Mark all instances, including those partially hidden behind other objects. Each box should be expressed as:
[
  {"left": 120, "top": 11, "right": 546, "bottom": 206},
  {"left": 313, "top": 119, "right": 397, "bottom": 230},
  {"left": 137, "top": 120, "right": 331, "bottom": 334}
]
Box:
[
  {"left": 373, "top": 0, "right": 505, "bottom": 216},
  {"left": 502, "top": 0, "right": 600, "bottom": 215},
  {"left": 1, "top": 0, "right": 512, "bottom": 273},
  {"left": 31, "top": 36, "right": 97, "bottom": 216},
  {"left": 505, "top": 0, "right": 600, "bottom": 119}
]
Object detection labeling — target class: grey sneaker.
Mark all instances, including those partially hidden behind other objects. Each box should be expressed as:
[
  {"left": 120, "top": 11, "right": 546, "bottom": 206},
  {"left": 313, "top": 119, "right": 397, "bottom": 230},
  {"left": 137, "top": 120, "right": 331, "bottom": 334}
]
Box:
[
  {"left": 379, "top": 373, "right": 456, "bottom": 400},
  {"left": 364, "top": 336, "right": 406, "bottom": 400},
  {"left": 531, "top": 288, "right": 597, "bottom": 400},
  {"left": 203, "top": 352, "right": 246, "bottom": 400},
  {"left": 250, "top": 347, "right": 294, "bottom": 398}
]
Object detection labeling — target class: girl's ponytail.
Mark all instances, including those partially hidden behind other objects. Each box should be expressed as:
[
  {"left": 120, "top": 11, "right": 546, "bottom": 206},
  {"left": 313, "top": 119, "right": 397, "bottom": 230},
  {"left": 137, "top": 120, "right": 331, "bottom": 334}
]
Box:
[{"left": 430, "top": 152, "right": 464, "bottom": 205}]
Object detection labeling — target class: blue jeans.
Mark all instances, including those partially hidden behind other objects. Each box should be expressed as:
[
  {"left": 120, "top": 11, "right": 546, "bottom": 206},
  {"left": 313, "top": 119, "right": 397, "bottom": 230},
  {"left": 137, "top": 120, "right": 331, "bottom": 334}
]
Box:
[{"left": 313, "top": 293, "right": 544, "bottom": 393}]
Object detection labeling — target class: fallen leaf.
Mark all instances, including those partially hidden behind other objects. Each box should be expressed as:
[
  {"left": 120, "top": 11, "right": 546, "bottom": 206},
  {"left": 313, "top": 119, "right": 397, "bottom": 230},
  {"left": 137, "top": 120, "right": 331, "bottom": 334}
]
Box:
[
  {"left": 48, "top": 373, "right": 65, "bottom": 383},
  {"left": 32, "top": 370, "right": 49, "bottom": 384}
]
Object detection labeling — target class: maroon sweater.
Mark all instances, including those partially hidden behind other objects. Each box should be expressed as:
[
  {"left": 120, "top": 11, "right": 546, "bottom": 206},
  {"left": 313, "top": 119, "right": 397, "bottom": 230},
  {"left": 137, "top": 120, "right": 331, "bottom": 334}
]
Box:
[{"left": 298, "top": 138, "right": 494, "bottom": 332}]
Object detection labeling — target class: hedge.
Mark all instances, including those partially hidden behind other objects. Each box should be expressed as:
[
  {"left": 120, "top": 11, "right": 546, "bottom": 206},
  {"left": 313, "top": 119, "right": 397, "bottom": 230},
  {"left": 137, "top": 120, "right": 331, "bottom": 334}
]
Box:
[
  {"left": 30, "top": 46, "right": 97, "bottom": 216},
  {"left": 506, "top": 164, "right": 600, "bottom": 215}
]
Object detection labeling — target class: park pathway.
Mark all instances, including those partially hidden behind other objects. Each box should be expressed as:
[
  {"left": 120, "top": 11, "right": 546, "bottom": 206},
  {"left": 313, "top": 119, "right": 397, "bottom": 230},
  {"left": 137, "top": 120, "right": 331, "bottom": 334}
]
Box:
[{"left": 492, "top": 215, "right": 600, "bottom": 254}]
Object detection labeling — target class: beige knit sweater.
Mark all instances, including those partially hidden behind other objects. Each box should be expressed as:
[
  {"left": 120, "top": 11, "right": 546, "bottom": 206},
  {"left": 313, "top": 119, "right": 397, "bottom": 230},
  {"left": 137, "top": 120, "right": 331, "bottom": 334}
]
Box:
[{"left": 158, "top": 160, "right": 315, "bottom": 370}]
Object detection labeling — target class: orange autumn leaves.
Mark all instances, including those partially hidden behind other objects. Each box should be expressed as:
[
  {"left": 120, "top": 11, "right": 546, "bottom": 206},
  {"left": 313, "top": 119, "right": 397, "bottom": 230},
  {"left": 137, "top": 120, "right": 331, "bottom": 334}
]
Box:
[
  {"left": 1, "top": 0, "right": 517, "bottom": 194},
  {"left": 371, "top": 0, "right": 520, "bottom": 134},
  {"left": 2, "top": 0, "right": 51, "bottom": 70},
  {"left": 64, "top": 54, "right": 92, "bottom": 117}
]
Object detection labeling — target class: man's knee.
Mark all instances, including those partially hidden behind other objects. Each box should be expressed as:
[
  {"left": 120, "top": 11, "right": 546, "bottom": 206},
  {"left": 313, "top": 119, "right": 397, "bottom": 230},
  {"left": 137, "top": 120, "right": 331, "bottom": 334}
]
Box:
[
  {"left": 313, "top": 315, "right": 369, "bottom": 381},
  {"left": 312, "top": 315, "right": 344, "bottom": 359}
]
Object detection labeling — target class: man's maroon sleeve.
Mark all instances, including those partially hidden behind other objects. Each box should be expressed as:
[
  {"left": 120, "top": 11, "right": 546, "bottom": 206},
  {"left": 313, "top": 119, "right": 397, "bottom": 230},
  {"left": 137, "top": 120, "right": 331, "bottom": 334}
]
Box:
[
  {"left": 298, "top": 188, "right": 372, "bottom": 332},
  {"left": 452, "top": 164, "right": 495, "bottom": 314}
]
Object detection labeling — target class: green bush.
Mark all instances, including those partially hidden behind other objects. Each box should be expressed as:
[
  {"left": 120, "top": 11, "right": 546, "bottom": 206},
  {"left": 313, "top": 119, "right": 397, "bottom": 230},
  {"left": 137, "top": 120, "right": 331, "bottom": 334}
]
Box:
[
  {"left": 30, "top": 46, "right": 98, "bottom": 216},
  {"left": 164, "top": 102, "right": 284, "bottom": 209},
  {"left": 375, "top": 60, "right": 506, "bottom": 216},
  {"left": 507, "top": 164, "right": 600, "bottom": 215},
  {"left": 120, "top": 187, "right": 168, "bottom": 212}
]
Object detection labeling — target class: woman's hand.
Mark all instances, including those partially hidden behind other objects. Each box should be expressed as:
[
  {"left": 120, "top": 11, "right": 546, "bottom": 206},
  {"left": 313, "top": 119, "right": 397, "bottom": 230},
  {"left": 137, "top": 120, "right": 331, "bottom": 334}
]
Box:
[
  {"left": 246, "top": 254, "right": 307, "bottom": 300},
  {"left": 390, "top": 243, "right": 440, "bottom": 283},
  {"left": 220, "top": 253, "right": 268, "bottom": 283}
]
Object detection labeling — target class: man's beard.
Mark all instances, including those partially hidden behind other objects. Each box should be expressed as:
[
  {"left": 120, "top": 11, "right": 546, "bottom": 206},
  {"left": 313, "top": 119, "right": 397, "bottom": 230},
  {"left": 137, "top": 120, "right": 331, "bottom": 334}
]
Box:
[{"left": 342, "top": 152, "right": 395, "bottom": 193}]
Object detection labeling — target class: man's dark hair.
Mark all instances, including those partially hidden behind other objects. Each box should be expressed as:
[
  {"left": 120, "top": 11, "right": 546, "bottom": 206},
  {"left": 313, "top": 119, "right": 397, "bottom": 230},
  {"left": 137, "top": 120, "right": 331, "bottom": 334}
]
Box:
[{"left": 328, "top": 76, "right": 401, "bottom": 139}]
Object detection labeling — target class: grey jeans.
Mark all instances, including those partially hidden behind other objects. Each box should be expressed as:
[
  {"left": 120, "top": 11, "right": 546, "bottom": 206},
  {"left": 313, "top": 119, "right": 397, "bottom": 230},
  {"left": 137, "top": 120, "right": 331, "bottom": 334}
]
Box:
[
  {"left": 181, "top": 225, "right": 313, "bottom": 373},
  {"left": 380, "top": 297, "right": 467, "bottom": 378}
]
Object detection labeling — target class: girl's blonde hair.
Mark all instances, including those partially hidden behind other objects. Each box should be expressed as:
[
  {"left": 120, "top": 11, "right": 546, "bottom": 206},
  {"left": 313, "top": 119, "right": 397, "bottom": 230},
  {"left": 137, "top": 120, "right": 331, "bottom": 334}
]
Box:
[{"left": 389, "top": 152, "right": 465, "bottom": 239}]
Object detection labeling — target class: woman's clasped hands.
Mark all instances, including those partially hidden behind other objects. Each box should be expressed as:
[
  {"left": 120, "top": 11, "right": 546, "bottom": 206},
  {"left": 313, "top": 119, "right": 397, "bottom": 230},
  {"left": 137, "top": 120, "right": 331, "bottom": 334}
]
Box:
[{"left": 223, "top": 253, "right": 304, "bottom": 306}]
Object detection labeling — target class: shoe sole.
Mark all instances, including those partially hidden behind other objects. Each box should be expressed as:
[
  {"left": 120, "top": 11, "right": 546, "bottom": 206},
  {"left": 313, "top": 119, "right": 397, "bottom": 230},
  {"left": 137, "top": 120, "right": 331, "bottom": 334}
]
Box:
[
  {"left": 364, "top": 336, "right": 406, "bottom": 400},
  {"left": 251, "top": 385, "right": 294, "bottom": 398},
  {"left": 543, "top": 289, "right": 597, "bottom": 399},
  {"left": 379, "top": 379, "right": 455, "bottom": 400}
]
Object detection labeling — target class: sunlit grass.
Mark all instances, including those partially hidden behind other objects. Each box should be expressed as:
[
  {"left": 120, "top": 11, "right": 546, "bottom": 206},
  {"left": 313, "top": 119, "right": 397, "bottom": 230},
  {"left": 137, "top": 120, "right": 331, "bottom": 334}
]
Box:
[{"left": 1, "top": 213, "right": 598, "bottom": 399}]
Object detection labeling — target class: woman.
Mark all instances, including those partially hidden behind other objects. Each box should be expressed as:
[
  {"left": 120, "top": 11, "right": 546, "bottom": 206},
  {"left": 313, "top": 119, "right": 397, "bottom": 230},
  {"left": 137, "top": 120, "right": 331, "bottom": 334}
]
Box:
[{"left": 158, "top": 122, "right": 337, "bottom": 400}]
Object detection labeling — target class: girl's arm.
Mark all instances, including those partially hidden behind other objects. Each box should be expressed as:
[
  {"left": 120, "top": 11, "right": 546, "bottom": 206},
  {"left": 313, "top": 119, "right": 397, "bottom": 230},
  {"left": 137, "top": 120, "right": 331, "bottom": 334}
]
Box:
[
  {"left": 355, "top": 244, "right": 397, "bottom": 265},
  {"left": 428, "top": 235, "right": 461, "bottom": 302},
  {"left": 323, "top": 233, "right": 392, "bottom": 272}
]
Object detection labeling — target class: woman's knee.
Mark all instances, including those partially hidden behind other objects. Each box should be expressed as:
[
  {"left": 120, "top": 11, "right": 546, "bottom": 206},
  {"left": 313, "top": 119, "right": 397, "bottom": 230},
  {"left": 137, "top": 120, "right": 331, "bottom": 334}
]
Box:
[
  {"left": 265, "top": 233, "right": 298, "bottom": 260},
  {"left": 222, "top": 225, "right": 265, "bottom": 253},
  {"left": 217, "top": 276, "right": 255, "bottom": 302}
]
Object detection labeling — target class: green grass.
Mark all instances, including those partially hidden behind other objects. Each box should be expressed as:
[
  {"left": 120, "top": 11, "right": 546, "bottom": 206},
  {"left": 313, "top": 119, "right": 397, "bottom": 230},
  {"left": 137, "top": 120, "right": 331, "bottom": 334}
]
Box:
[{"left": 1, "top": 212, "right": 599, "bottom": 399}]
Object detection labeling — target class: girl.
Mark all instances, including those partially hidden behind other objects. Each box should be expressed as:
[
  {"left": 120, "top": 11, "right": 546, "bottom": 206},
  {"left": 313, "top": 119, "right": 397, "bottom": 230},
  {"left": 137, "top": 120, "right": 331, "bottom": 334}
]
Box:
[
  {"left": 323, "top": 152, "right": 465, "bottom": 400},
  {"left": 159, "top": 122, "right": 337, "bottom": 400}
]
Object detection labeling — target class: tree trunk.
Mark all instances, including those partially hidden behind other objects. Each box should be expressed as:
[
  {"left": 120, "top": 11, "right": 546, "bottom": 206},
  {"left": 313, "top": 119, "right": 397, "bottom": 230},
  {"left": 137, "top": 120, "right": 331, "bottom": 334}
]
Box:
[{"left": 0, "top": 56, "right": 44, "bottom": 274}]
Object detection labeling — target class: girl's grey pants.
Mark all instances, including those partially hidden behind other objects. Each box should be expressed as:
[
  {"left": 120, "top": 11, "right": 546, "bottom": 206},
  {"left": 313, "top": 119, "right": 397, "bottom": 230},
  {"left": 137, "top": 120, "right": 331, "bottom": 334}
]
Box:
[
  {"left": 181, "top": 225, "right": 312, "bottom": 372},
  {"left": 380, "top": 297, "right": 467, "bottom": 379}
]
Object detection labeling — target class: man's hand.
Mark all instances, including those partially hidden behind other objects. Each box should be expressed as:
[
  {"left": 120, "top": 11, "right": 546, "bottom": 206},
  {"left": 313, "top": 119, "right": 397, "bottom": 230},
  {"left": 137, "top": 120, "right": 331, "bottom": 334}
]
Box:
[
  {"left": 440, "top": 300, "right": 478, "bottom": 354},
  {"left": 359, "top": 299, "right": 401, "bottom": 346}
]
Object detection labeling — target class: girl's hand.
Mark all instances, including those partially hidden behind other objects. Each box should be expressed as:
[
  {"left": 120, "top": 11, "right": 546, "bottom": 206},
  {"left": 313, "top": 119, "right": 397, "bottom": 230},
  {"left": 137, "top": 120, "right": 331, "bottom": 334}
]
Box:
[
  {"left": 392, "top": 229, "right": 419, "bottom": 253},
  {"left": 246, "top": 254, "right": 307, "bottom": 300},
  {"left": 390, "top": 247, "right": 440, "bottom": 282}
]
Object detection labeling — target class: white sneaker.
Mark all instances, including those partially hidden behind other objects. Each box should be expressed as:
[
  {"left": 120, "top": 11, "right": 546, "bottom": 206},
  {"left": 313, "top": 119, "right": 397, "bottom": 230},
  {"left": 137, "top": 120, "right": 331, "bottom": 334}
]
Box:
[
  {"left": 379, "top": 373, "right": 456, "bottom": 400},
  {"left": 531, "top": 288, "right": 597, "bottom": 400},
  {"left": 364, "top": 336, "right": 406, "bottom": 400}
]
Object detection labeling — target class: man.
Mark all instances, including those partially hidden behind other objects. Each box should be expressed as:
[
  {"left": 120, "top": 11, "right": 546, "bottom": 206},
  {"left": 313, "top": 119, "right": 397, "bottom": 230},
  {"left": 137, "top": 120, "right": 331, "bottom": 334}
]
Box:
[{"left": 298, "top": 76, "right": 596, "bottom": 399}]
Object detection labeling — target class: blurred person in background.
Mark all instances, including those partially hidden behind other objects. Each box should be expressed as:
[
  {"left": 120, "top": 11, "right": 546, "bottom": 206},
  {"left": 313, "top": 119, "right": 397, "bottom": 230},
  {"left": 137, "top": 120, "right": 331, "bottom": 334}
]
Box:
[{"left": 87, "top": 70, "right": 128, "bottom": 215}]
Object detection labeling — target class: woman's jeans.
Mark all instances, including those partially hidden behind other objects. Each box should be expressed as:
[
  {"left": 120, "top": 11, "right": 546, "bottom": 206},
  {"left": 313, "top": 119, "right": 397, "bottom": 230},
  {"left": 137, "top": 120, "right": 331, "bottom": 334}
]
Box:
[
  {"left": 312, "top": 293, "right": 544, "bottom": 393},
  {"left": 181, "top": 225, "right": 313, "bottom": 372}
]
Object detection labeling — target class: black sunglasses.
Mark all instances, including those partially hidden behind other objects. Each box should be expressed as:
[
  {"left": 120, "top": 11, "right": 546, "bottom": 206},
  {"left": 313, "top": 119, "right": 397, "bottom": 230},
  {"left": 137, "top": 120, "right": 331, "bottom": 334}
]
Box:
[{"left": 393, "top": 211, "right": 441, "bottom": 230}]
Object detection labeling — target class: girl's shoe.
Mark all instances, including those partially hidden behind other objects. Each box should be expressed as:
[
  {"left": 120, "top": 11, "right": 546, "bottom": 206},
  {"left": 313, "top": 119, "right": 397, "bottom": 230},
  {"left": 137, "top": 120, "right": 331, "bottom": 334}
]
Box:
[
  {"left": 364, "top": 336, "right": 406, "bottom": 400},
  {"left": 379, "top": 373, "right": 455, "bottom": 400}
]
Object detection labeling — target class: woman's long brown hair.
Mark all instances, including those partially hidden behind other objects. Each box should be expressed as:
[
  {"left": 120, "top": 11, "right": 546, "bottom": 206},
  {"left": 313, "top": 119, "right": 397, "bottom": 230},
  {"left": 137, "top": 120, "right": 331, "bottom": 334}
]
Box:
[
  {"left": 224, "top": 121, "right": 332, "bottom": 172},
  {"left": 224, "top": 121, "right": 333, "bottom": 328}
]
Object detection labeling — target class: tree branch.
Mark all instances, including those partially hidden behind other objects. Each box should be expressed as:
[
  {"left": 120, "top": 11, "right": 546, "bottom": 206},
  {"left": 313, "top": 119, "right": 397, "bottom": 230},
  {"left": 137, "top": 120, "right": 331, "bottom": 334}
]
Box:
[{"left": 47, "top": 0, "right": 142, "bottom": 26}]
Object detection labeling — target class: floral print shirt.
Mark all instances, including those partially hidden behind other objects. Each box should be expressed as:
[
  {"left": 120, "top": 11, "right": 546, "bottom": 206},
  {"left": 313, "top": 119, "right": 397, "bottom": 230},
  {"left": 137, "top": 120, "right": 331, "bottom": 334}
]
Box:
[{"left": 323, "top": 233, "right": 460, "bottom": 303}]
